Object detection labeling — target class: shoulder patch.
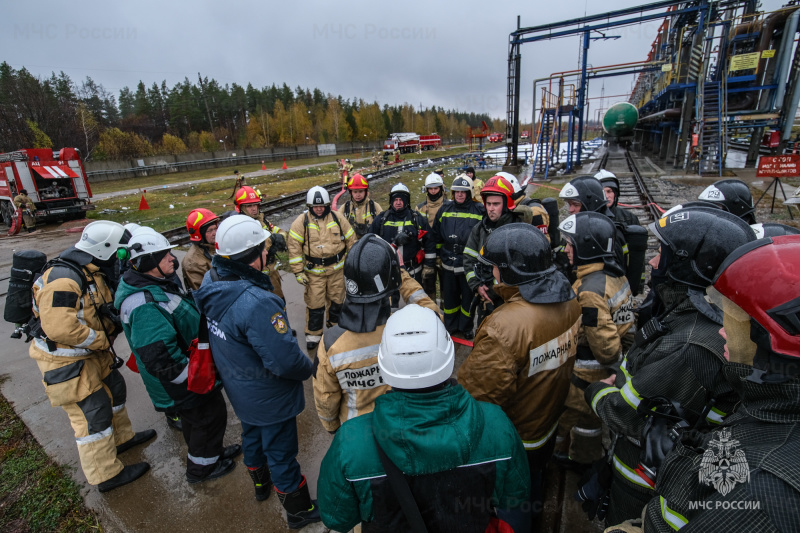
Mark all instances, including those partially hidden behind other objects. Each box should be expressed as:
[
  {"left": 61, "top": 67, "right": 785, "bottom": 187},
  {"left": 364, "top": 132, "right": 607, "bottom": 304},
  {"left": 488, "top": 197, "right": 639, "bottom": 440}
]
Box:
[
  {"left": 52, "top": 291, "right": 79, "bottom": 308},
  {"left": 578, "top": 270, "right": 606, "bottom": 296},
  {"left": 323, "top": 325, "right": 347, "bottom": 353},
  {"left": 581, "top": 306, "right": 599, "bottom": 328},
  {"left": 271, "top": 312, "right": 288, "bottom": 334}
]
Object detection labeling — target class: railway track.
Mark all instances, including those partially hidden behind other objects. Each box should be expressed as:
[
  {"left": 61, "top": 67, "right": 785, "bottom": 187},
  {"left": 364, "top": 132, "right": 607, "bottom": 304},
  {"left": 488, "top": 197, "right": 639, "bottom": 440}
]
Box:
[{"left": 161, "top": 155, "right": 460, "bottom": 246}]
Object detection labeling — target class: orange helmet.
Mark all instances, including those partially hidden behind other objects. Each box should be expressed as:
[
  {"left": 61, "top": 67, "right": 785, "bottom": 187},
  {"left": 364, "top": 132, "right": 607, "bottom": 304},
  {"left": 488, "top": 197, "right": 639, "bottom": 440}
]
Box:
[
  {"left": 186, "top": 208, "right": 220, "bottom": 242},
  {"left": 234, "top": 186, "right": 260, "bottom": 212},
  {"left": 347, "top": 174, "right": 369, "bottom": 190},
  {"left": 481, "top": 175, "right": 515, "bottom": 210}
]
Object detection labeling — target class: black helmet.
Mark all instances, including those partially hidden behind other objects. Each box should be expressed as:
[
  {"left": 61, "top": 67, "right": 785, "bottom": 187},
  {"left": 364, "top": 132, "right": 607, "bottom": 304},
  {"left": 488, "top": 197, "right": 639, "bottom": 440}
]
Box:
[
  {"left": 649, "top": 207, "right": 756, "bottom": 289},
  {"left": 753, "top": 222, "right": 800, "bottom": 239},
  {"left": 479, "top": 223, "right": 575, "bottom": 304},
  {"left": 698, "top": 179, "right": 756, "bottom": 223},
  {"left": 559, "top": 175, "right": 608, "bottom": 213},
  {"left": 558, "top": 212, "right": 616, "bottom": 265},
  {"left": 343, "top": 235, "right": 402, "bottom": 303}
]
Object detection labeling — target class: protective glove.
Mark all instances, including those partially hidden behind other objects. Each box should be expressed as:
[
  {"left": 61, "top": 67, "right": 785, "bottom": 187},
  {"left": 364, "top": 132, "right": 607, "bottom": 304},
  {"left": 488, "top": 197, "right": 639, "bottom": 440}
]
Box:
[
  {"left": 575, "top": 460, "right": 613, "bottom": 521},
  {"left": 393, "top": 231, "right": 413, "bottom": 246},
  {"left": 296, "top": 273, "right": 309, "bottom": 286},
  {"left": 270, "top": 233, "right": 288, "bottom": 252},
  {"left": 422, "top": 266, "right": 435, "bottom": 280}
]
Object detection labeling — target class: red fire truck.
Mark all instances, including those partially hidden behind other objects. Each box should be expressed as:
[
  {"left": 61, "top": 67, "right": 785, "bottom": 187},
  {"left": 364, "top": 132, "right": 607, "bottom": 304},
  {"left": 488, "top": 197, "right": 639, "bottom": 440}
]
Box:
[
  {"left": 0, "top": 148, "right": 94, "bottom": 227},
  {"left": 383, "top": 133, "right": 442, "bottom": 153},
  {"left": 488, "top": 132, "right": 504, "bottom": 143}
]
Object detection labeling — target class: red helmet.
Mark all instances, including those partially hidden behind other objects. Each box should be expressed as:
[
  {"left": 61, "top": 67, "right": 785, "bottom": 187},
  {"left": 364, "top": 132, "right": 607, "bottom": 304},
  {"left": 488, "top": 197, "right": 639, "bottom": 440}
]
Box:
[
  {"left": 713, "top": 235, "right": 800, "bottom": 359},
  {"left": 481, "top": 175, "right": 515, "bottom": 210},
  {"left": 347, "top": 174, "right": 369, "bottom": 190},
  {"left": 186, "top": 208, "right": 220, "bottom": 242},
  {"left": 234, "top": 186, "right": 260, "bottom": 212}
]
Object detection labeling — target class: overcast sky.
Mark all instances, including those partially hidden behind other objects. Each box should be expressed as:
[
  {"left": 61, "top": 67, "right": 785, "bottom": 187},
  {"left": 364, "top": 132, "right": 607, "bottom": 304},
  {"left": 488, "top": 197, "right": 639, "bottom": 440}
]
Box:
[{"left": 3, "top": 0, "right": 790, "bottom": 121}]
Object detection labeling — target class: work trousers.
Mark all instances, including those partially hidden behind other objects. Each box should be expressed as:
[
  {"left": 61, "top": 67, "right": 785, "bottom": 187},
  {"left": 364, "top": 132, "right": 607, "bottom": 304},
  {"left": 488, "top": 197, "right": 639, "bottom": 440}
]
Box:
[
  {"left": 304, "top": 267, "right": 345, "bottom": 344},
  {"left": 241, "top": 417, "right": 302, "bottom": 493},
  {"left": 527, "top": 431, "right": 557, "bottom": 532},
  {"left": 56, "top": 363, "right": 135, "bottom": 485},
  {"left": 180, "top": 388, "right": 228, "bottom": 479},
  {"left": 559, "top": 365, "right": 611, "bottom": 464},
  {"left": 441, "top": 268, "right": 473, "bottom": 334}
]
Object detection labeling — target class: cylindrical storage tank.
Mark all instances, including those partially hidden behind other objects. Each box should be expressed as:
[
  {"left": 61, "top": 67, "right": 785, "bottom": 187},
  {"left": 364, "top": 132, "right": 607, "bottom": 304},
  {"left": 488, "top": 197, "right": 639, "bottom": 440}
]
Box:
[{"left": 602, "top": 102, "right": 639, "bottom": 137}]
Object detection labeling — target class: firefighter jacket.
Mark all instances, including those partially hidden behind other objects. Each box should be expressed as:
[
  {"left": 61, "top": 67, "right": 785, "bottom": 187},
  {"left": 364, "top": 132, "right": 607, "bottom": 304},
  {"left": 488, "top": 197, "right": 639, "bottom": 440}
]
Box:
[
  {"left": 13, "top": 193, "right": 34, "bottom": 210},
  {"left": 417, "top": 195, "right": 445, "bottom": 228},
  {"left": 431, "top": 198, "right": 485, "bottom": 273},
  {"left": 182, "top": 241, "right": 214, "bottom": 291},
  {"left": 459, "top": 284, "right": 581, "bottom": 451},
  {"left": 318, "top": 382, "right": 531, "bottom": 532},
  {"left": 193, "top": 255, "right": 312, "bottom": 426},
  {"left": 585, "top": 282, "right": 739, "bottom": 497},
  {"left": 573, "top": 263, "right": 635, "bottom": 368},
  {"left": 288, "top": 210, "right": 355, "bottom": 276},
  {"left": 116, "top": 269, "right": 216, "bottom": 412},
  {"left": 612, "top": 205, "right": 640, "bottom": 227},
  {"left": 368, "top": 207, "right": 435, "bottom": 274},
  {"left": 462, "top": 206, "right": 534, "bottom": 291},
  {"left": 29, "top": 250, "right": 116, "bottom": 365},
  {"left": 337, "top": 197, "right": 382, "bottom": 239},
  {"left": 313, "top": 271, "right": 440, "bottom": 432},
  {"left": 519, "top": 198, "right": 550, "bottom": 241},
  {"left": 643, "top": 362, "right": 800, "bottom": 532}
]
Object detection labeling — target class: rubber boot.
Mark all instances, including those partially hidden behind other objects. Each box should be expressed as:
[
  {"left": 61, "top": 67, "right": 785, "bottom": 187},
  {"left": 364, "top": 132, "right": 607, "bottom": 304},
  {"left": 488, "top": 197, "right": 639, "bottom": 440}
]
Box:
[
  {"left": 247, "top": 465, "right": 273, "bottom": 501},
  {"left": 116, "top": 429, "right": 157, "bottom": 454},
  {"left": 276, "top": 476, "right": 321, "bottom": 529},
  {"left": 98, "top": 462, "right": 150, "bottom": 493}
]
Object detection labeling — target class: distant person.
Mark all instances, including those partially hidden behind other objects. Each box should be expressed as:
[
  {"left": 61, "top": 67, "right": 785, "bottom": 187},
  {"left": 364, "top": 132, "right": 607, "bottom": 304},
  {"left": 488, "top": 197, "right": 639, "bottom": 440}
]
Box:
[
  {"left": 13, "top": 188, "right": 36, "bottom": 232},
  {"left": 182, "top": 208, "right": 220, "bottom": 291}
]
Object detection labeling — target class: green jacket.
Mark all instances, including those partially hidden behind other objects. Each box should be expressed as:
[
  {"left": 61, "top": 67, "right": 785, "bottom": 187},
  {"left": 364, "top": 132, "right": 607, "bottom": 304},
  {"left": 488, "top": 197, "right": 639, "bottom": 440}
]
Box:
[
  {"left": 318, "top": 383, "right": 530, "bottom": 532},
  {"left": 115, "top": 270, "right": 210, "bottom": 411}
]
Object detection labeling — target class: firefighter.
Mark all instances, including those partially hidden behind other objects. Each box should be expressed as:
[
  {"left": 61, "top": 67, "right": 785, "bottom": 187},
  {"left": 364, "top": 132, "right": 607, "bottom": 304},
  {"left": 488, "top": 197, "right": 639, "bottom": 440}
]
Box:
[
  {"left": 182, "top": 208, "right": 219, "bottom": 291},
  {"left": 594, "top": 170, "right": 640, "bottom": 226},
  {"left": 13, "top": 188, "right": 36, "bottom": 232},
  {"left": 369, "top": 183, "right": 435, "bottom": 304},
  {"left": 234, "top": 186, "right": 288, "bottom": 301},
  {"left": 463, "top": 175, "right": 533, "bottom": 319},
  {"left": 193, "top": 215, "right": 320, "bottom": 528},
  {"left": 418, "top": 172, "right": 446, "bottom": 228},
  {"left": 459, "top": 222, "right": 580, "bottom": 525},
  {"left": 634, "top": 235, "right": 800, "bottom": 532},
  {"left": 319, "top": 303, "right": 531, "bottom": 532},
  {"left": 497, "top": 171, "right": 551, "bottom": 241},
  {"left": 116, "top": 231, "right": 240, "bottom": 483},
  {"left": 580, "top": 208, "right": 756, "bottom": 525},
  {"left": 312, "top": 235, "right": 440, "bottom": 433},
  {"left": 288, "top": 186, "right": 356, "bottom": 352},
  {"left": 393, "top": 149, "right": 400, "bottom": 163},
  {"left": 697, "top": 178, "right": 757, "bottom": 224},
  {"left": 343, "top": 158, "right": 354, "bottom": 175},
  {"left": 417, "top": 173, "right": 447, "bottom": 298},
  {"left": 431, "top": 174, "right": 484, "bottom": 338},
  {"left": 29, "top": 221, "right": 154, "bottom": 492},
  {"left": 554, "top": 212, "right": 635, "bottom": 472},
  {"left": 464, "top": 166, "right": 484, "bottom": 202},
  {"left": 382, "top": 150, "right": 389, "bottom": 165},
  {"left": 336, "top": 174, "right": 382, "bottom": 240}
]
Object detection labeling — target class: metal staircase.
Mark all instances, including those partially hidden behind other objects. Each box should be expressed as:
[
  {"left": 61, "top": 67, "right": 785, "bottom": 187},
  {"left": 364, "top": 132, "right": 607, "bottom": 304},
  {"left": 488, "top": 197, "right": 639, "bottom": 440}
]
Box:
[
  {"left": 533, "top": 109, "right": 556, "bottom": 177},
  {"left": 698, "top": 81, "right": 724, "bottom": 175}
]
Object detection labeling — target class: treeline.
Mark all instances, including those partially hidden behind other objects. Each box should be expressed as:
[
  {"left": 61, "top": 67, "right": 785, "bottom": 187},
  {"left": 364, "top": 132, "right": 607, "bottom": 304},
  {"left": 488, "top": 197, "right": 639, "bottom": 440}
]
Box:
[{"left": 0, "top": 62, "right": 495, "bottom": 161}]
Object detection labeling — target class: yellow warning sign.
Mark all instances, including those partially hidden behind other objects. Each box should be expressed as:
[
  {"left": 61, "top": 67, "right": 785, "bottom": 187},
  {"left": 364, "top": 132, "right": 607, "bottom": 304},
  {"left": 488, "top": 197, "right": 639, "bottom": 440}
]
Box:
[
  {"left": 730, "top": 52, "right": 761, "bottom": 72},
  {"left": 761, "top": 49, "right": 776, "bottom": 59},
  {"left": 661, "top": 63, "right": 673, "bottom": 72}
]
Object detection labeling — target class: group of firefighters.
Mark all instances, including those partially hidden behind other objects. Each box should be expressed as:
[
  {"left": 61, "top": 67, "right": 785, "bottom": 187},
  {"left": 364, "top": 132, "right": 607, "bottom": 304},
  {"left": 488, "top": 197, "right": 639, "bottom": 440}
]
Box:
[{"left": 24, "top": 159, "right": 800, "bottom": 531}]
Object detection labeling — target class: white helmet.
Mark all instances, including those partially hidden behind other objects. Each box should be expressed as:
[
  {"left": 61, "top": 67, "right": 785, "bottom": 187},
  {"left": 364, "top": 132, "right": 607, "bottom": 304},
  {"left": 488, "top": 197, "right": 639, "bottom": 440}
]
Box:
[
  {"left": 559, "top": 182, "right": 580, "bottom": 200},
  {"left": 495, "top": 171, "right": 522, "bottom": 194},
  {"left": 424, "top": 173, "right": 444, "bottom": 189},
  {"left": 131, "top": 225, "right": 159, "bottom": 237},
  {"left": 75, "top": 220, "right": 127, "bottom": 261},
  {"left": 451, "top": 174, "right": 473, "bottom": 193},
  {"left": 391, "top": 183, "right": 410, "bottom": 195},
  {"left": 593, "top": 169, "right": 616, "bottom": 180},
  {"left": 378, "top": 304, "right": 455, "bottom": 389},
  {"left": 306, "top": 186, "right": 330, "bottom": 206},
  {"left": 128, "top": 232, "right": 176, "bottom": 261},
  {"left": 215, "top": 215, "right": 270, "bottom": 258},
  {"left": 123, "top": 223, "right": 141, "bottom": 234}
]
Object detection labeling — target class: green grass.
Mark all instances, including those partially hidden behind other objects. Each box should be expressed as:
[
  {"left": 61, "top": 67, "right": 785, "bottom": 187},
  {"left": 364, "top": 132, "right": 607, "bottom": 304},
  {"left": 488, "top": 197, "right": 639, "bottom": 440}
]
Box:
[
  {"left": 0, "top": 376, "right": 102, "bottom": 532},
  {"left": 87, "top": 147, "right": 471, "bottom": 232}
]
